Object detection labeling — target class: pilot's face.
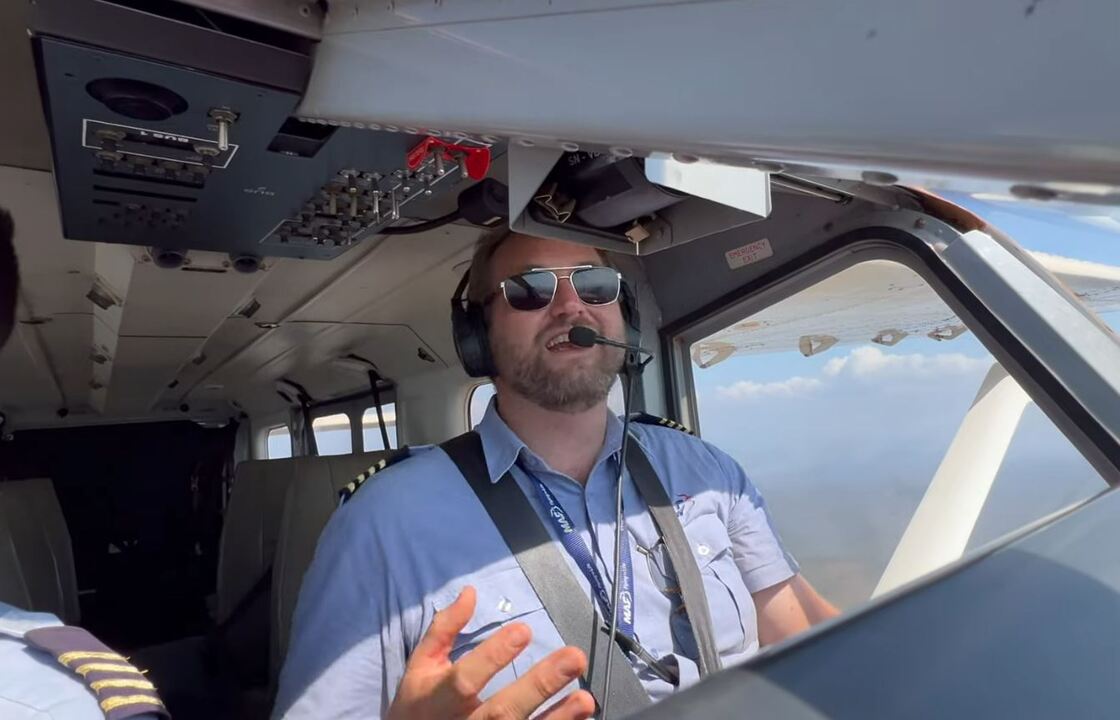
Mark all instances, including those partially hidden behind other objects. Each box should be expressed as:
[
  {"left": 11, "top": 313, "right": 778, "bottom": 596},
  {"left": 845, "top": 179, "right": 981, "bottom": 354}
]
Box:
[{"left": 486, "top": 233, "right": 626, "bottom": 412}]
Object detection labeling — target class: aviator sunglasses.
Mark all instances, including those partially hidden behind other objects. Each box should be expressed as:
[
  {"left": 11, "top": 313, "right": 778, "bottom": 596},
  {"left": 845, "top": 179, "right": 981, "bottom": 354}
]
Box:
[{"left": 488, "top": 265, "right": 622, "bottom": 311}]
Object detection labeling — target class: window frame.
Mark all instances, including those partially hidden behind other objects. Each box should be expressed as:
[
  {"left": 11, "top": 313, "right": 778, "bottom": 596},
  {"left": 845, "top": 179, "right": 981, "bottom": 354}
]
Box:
[
  {"left": 659, "top": 219, "right": 1120, "bottom": 485},
  {"left": 265, "top": 424, "right": 293, "bottom": 459},
  {"left": 303, "top": 386, "right": 398, "bottom": 456},
  {"left": 360, "top": 402, "right": 398, "bottom": 452},
  {"left": 310, "top": 411, "right": 355, "bottom": 456},
  {"left": 467, "top": 381, "right": 495, "bottom": 428}
]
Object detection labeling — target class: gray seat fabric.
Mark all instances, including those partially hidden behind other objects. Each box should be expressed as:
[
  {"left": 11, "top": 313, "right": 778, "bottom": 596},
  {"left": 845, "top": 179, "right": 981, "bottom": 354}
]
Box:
[
  {"left": 0, "top": 478, "right": 80, "bottom": 623},
  {"left": 269, "top": 450, "right": 391, "bottom": 682},
  {"left": 216, "top": 458, "right": 301, "bottom": 623},
  {"left": 213, "top": 458, "right": 303, "bottom": 687}
]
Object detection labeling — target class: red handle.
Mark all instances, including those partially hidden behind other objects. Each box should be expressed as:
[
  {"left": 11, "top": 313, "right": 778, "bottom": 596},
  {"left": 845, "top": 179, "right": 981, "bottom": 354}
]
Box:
[{"left": 406, "top": 136, "right": 492, "bottom": 180}]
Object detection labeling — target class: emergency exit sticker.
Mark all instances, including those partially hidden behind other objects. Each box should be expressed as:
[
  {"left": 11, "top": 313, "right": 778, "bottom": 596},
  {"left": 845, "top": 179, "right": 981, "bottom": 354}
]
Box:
[{"left": 725, "top": 238, "right": 773, "bottom": 269}]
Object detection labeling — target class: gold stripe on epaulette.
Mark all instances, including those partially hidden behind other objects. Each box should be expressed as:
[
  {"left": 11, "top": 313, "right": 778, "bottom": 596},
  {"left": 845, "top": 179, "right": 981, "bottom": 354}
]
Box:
[
  {"left": 99, "top": 694, "right": 165, "bottom": 712},
  {"left": 59, "top": 650, "right": 126, "bottom": 665},
  {"left": 75, "top": 662, "right": 143, "bottom": 676},
  {"left": 91, "top": 678, "right": 156, "bottom": 692},
  {"left": 340, "top": 451, "right": 408, "bottom": 505}
]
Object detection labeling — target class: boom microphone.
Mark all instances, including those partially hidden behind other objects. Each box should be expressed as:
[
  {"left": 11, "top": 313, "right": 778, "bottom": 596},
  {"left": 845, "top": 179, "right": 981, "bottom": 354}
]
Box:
[{"left": 568, "top": 326, "right": 653, "bottom": 357}]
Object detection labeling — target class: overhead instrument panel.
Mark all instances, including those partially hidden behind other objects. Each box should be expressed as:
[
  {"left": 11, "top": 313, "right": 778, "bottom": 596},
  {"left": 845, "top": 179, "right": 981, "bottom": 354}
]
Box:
[{"left": 29, "top": 1, "right": 500, "bottom": 262}]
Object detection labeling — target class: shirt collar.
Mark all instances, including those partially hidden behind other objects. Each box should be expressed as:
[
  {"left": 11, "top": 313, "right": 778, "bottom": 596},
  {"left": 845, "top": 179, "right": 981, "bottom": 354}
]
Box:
[
  {"left": 0, "top": 601, "right": 62, "bottom": 639},
  {"left": 474, "top": 395, "right": 626, "bottom": 484}
]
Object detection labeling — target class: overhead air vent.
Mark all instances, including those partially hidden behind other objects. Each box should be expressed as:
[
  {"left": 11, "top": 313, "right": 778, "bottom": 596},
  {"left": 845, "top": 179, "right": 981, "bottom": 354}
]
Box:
[
  {"left": 231, "top": 255, "right": 261, "bottom": 274},
  {"left": 152, "top": 248, "right": 187, "bottom": 269}
]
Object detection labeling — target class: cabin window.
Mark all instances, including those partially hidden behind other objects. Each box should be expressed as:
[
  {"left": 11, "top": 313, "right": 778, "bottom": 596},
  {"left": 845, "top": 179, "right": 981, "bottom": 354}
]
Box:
[
  {"left": 312, "top": 413, "right": 353, "bottom": 456},
  {"left": 266, "top": 425, "right": 292, "bottom": 459},
  {"left": 361, "top": 404, "right": 398, "bottom": 451},
  {"left": 683, "top": 258, "right": 1106, "bottom": 612},
  {"left": 469, "top": 383, "right": 496, "bottom": 428}
]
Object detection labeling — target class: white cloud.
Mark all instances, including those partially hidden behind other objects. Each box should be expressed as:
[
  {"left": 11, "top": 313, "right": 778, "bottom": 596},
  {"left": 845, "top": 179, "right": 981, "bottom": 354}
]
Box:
[
  {"left": 716, "top": 376, "right": 822, "bottom": 401},
  {"left": 823, "top": 346, "right": 989, "bottom": 380},
  {"left": 822, "top": 356, "right": 848, "bottom": 377},
  {"left": 712, "top": 346, "right": 989, "bottom": 405}
]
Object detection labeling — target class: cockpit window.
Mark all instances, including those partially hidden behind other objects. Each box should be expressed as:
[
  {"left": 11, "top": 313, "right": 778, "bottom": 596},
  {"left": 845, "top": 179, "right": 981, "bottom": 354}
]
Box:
[{"left": 686, "top": 255, "right": 1108, "bottom": 611}]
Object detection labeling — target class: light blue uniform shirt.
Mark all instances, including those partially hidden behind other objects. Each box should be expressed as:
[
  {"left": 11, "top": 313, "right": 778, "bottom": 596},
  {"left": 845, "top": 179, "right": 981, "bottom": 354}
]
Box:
[
  {"left": 0, "top": 602, "right": 116, "bottom": 719},
  {"left": 275, "top": 400, "right": 798, "bottom": 718}
]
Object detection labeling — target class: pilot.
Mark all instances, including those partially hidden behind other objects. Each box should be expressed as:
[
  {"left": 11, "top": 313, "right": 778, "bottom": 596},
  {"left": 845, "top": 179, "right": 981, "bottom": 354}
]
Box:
[
  {"left": 0, "top": 208, "right": 169, "bottom": 719},
  {"left": 274, "top": 228, "right": 838, "bottom": 719}
]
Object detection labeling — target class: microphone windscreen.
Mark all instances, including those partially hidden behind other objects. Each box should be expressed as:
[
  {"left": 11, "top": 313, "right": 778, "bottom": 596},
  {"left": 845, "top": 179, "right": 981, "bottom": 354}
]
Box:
[{"left": 568, "top": 326, "right": 599, "bottom": 348}]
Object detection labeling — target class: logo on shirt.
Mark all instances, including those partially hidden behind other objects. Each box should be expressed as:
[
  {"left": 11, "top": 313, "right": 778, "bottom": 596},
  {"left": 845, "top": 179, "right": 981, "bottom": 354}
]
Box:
[
  {"left": 550, "top": 506, "right": 574, "bottom": 534},
  {"left": 674, "top": 493, "right": 694, "bottom": 518}
]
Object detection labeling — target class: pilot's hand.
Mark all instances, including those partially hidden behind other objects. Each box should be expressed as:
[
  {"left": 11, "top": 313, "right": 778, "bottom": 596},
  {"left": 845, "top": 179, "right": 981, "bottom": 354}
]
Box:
[{"left": 387, "top": 586, "right": 596, "bottom": 720}]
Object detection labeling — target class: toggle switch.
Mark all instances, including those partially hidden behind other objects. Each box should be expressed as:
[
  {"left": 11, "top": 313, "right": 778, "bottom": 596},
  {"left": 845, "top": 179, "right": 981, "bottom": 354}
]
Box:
[{"left": 208, "top": 108, "right": 238, "bottom": 152}]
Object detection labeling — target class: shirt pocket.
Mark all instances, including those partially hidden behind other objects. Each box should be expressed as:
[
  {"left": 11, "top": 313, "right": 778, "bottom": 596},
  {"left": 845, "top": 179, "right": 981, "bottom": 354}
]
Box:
[
  {"left": 674, "top": 514, "right": 758, "bottom": 658},
  {"left": 431, "top": 566, "right": 547, "bottom": 693}
]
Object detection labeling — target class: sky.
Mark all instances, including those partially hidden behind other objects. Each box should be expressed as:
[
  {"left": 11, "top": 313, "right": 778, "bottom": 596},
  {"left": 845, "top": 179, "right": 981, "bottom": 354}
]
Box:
[{"left": 690, "top": 192, "right": 1120, "bottom": 608}]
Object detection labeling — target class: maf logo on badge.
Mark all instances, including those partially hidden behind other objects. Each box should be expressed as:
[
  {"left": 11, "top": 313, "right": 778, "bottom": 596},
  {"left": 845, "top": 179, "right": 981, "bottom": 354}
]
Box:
[{"left": 674, "top": 493, "right": 694, "bottom": 519}]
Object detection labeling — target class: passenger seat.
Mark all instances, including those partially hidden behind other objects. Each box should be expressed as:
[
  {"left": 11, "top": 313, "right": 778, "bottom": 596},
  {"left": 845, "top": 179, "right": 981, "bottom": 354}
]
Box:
[
  {"left": 213, "top": 457, "right": 300, "bottom": 686},
  {"left": 0, "top": 478, "right": 80, "bottom": 623},
  {"left": 269, "top": 450, "right": 392, "bottom": 681}
]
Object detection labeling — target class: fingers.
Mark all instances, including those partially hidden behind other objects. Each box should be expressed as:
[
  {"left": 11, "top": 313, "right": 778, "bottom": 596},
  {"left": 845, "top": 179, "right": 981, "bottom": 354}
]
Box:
[
  {"left": 448, "top": 622, "right": 532, "bottom": 698},
  {"left": 470, "top": 646, "right": 588, "bottom": 720},
  {"left": 536, "top": 690, "right": 596, "bottom": 720},
  {"left": 411, "top": 586, "right": 477, "bottom": 665}
]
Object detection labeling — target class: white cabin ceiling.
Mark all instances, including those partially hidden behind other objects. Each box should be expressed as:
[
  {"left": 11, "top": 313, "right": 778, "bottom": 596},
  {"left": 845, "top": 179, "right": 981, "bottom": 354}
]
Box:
[{"left": 0, "top": 165, "right": 478, "bottom": 430}]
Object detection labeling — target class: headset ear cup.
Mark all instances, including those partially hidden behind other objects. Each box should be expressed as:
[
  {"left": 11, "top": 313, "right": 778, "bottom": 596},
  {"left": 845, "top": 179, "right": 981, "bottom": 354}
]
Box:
[{"left": 451, "top": 301, "right": 496, "bottom": 378}]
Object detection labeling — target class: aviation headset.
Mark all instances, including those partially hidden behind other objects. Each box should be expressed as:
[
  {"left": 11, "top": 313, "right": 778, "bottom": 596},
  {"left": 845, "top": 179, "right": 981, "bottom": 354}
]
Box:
[{"left": 450, "top": 234, "right": 642, "bottom": 379}]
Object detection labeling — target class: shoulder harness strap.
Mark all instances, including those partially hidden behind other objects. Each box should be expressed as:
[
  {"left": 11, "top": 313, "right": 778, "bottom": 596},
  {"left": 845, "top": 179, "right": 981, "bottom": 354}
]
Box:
[
  {"left": 628, "top": 412, "right": 694, "bottom": 435},
  {"left": 338, "top": 447, "right": 412, "bottom": 505},
  {"left": 441, "top": 432, "right": 653, "bottom": 712},
  {"left": 22, "top": 625, "right": 169, "bottom": 719}
]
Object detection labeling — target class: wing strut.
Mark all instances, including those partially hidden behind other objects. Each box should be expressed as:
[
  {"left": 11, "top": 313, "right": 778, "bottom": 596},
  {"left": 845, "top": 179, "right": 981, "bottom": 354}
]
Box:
[{"left": 873, "top": 362, "right": 1030, "bottom": 597}]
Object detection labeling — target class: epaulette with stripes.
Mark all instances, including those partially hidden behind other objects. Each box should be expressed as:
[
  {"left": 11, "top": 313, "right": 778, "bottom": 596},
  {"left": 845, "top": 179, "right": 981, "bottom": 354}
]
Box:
[
  {"left": 22, "top": 625, "right": 168, "bottom": 719},
  {"left": 338, "top": 447, "right": 412, "bottom": 505},
  {"left": 628, "top": 412, "right": 694, "bottom": 435}
]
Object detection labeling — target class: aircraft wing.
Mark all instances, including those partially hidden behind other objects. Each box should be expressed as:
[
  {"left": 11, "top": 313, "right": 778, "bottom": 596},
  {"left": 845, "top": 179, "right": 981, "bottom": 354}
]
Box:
[{"left": 691, "top": 253, "right": 1120, "bottom": 368}]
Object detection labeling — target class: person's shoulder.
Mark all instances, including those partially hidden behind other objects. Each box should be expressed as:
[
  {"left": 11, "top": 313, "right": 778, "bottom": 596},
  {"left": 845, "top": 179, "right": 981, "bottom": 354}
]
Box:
[
  {"left": 627, "top": 412, "right": 710, "bottom": 454},
  {"left": 627, "top": 413, "right": 745, "bottom": 491},
  {"left": 331, "top": 442, "right": 478, "bottom": 531},
  {"left": 0, "top": 607, "right": 164, "bottom": 719}
]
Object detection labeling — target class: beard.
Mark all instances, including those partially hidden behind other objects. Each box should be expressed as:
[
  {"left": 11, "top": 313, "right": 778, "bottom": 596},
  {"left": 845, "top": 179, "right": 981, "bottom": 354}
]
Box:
[{"left": 491, "top": 331, "right": 624, "bottom": 412}]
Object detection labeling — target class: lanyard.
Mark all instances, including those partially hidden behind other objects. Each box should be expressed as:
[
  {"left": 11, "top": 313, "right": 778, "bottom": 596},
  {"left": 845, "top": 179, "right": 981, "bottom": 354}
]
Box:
[{"left": 527, "top": 475, "right": 635, "bottom": 640}]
